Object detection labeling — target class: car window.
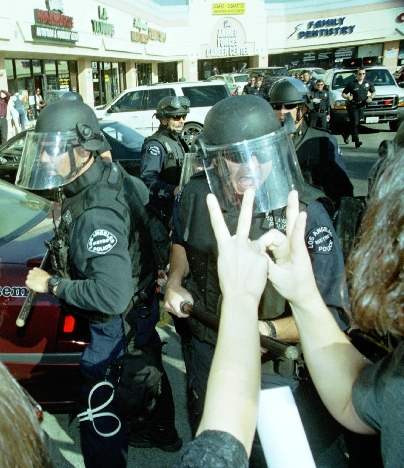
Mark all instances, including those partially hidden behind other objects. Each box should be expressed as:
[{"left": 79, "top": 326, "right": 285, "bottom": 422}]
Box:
[
  {"left": 111, "top": 90, "right": 144, "bottom": 112},
  {"left": 144, "top": 88, "right": 176, "bottom": 110},
  {"left": 0, "top": 182, "right": 50, "bottom": 246},
  {"left": 332, "top": 72, "right": 356, "bottom": 89},
  {"left": 182, "top": 85, "right": 228, "bottom": 107},
  {"left": 365, "top": 69, "right": 395, "bottom": 86},
  {"left": 234, "top": 74, "right": 249, "bottom": 82},
  {"left": 1, "top": 133, "right": 26, "bottom": 156},
  {"left": 101, "top": 122, "right": 144, "bottom": 149}
]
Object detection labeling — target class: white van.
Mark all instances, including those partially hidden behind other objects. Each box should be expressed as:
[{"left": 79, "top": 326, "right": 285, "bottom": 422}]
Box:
[{"left": 96, "top": 81, "right": 230, "bottom": 146}]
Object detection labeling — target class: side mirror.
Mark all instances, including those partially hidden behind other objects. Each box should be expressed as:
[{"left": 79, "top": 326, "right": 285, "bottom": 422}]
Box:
[
  {"left": 107, "top": 105, "right": 118, "bottom": 113},
  {"left": 399, "top": 82, "right": 404, "bottom": 88}
]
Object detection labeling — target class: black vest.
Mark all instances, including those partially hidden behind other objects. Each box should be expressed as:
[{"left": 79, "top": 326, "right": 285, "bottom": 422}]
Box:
[{"left": 179, "top": 174, "right": 323, "bottom": 345}]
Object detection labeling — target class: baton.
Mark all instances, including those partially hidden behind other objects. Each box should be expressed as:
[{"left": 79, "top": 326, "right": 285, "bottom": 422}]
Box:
[
  {"left": 16, "top": 249, "right": 50, "bottom": 328},
  {"left": 180, "top": 302, "right": 299, "bottom": 361}
]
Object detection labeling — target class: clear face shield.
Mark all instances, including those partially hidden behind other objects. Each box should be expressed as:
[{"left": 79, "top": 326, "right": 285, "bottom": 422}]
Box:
[
  {"left": 203, "top": 128, "right": 305, "bottom": 213},
  {"left": 178, "top": 152, "right": 204, "bottom": 191},
  {"left": 16, "top": 131, "right": 90, "bottom": 190}
]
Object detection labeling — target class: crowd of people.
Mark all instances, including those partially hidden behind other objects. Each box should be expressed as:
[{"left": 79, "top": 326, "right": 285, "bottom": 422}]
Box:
[
  {"left": 0, "top": 87, "right": 45, "bottom": 143},
  {"left": 0, "top": 73, "right": 401, "bottom": 468}
]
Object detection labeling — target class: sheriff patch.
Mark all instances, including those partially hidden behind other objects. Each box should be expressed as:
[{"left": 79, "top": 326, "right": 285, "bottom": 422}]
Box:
[
  {"left": 147, "top": 145, "right": 161, "bottom": 156},
  {"left": 87, "top": 229, "right": 117, "bottom": 255},
  {"left": 306, "top": 226, "right": 334, "bottom": 254}
]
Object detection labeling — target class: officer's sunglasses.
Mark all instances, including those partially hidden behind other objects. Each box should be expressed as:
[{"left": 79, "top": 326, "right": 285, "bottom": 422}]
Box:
[
  {"left": 272, "top": 103, "right": 298, "bottom": 111},
  {"left": 171, "top": 115, "right": 187, "bottom": 121}
]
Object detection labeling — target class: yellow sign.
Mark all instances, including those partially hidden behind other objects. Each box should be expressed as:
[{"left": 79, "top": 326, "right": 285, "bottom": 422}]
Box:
[{"left": 212, "top": 3, "right": 245, "bottom": 15}]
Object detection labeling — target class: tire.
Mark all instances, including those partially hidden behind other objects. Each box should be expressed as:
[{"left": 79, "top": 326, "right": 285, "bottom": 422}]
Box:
[
  {"left": 182, "top": 122, "right": 203, "bottom": 147},
  {"left": 389, "top": 120, "right": 399, "bottom": 132}
]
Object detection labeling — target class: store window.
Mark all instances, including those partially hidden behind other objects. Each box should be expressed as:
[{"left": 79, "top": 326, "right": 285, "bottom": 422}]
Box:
[
  {"left": 137, "top": 63, "right": 152, "bottom": 86},
  {"left": 158, "top": 62, "right": 178, "bottom": 83},
  {"left": 92, "top": 61, "right": 124, "bottom": 107}
]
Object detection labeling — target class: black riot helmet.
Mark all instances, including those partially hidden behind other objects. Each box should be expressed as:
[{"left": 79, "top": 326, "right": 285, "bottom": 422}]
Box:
[
  {"left": 201, "top": 94, "right": 280, "bottom": 147},
  {"left": 198, "top": 95, "right": 305, "bottom": 213},
  {"left": 156, "top": 95, "right": 190, "bottom": 119},
  {"left": 34, "top": 92, "right": 106, "bottom": 152},
  {"left": 16, "top": 92, "right": 109, "bottom": 190},
  {"left": 268, "top": 77, "right": 309, "bottom": 106}
]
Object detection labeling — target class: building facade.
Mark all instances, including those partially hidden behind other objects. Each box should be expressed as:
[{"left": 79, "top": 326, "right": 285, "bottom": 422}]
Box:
[{"left": 0, "top": 0, "right": 402, "bottom": 107}]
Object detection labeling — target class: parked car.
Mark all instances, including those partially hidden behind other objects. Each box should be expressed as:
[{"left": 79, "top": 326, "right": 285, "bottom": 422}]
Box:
[
  {"left": 288, "top": 67, "right": 326, "bottom": 81},
  {"left": 0, "top": 122, "right": 144, "bottom": 184},
  {"left": 0, "top": 180, "right": 89, "bottom": 411},
  {"left": 324, "top": 66, "right": 404, "bottom": 132},
  {"left": 95, "top": 81, "right": 230, "bottom": 146},
  {"left": 246, "top": 66, "right": 288, "bottom": 79},
  {"left": 206, "top": 73, "right": 249, "bottom": 94}
]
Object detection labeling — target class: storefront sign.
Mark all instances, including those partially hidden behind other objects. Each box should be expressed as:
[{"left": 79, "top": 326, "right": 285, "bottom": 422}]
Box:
[
  {"left": 31, "top": 0, "right": 78, "bottom": 43},
  {"left": 212, "top": 3, "right": 245, "bottom": 15},
  {"left": 91, "top": 6, "right": 114, "bottom": 36},
  {"left": 205, "top": 18, "right": 252, "bottom": 58},
  {"left": 131, "top": 17, "right": 166, "bottom": 43},
  {"left": 289, "top": 17, "right": 356, "bottom": 40}
]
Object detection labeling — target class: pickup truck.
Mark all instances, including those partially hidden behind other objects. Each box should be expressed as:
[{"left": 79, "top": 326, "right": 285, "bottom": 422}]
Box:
[{"left": 324, "top": 66, "right": 404, "bottom": 132}]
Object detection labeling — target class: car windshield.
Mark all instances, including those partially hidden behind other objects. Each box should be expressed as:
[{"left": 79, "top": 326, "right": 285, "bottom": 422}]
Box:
[
  {"left": 0, "top": 182, "right": 50, "bottom": 246},
  {"left": 181, "top": 85, "right": 228, "bottom": 107},
  {"left": 100, "top": 122, "right": 144, "bottom": 149},
  {"left": 234, "top": 74, "right": 249, "bottom": 82},
  {"left": 332, "top": 69, "right": 395, "bottom": 89}
]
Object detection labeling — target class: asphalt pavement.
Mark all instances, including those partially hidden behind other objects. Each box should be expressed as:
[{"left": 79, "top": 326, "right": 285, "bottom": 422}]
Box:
[{"left": 40, "top": 122, "right": 395, "bottom": 468}]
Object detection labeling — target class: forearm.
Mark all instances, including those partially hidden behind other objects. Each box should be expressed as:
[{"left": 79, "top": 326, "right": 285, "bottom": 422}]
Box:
[
  {"left": 167, "top": 244, "right": 189, "bottom": 287},
  {"left": 290, "top": 291, "right": 372, "bottom": 433},
  {"left": 197, "top": 295, "right": 260, "bottom": 455}
]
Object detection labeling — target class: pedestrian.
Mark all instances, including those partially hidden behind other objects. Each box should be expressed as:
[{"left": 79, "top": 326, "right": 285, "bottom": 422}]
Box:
[
  {"left": 264, "top": 141, "right": 404, "bottom": 468},
  {"left": 242, "top": 76, "right": 256, "bottom": 94},
  {"left": 0, "top": 90, "right": 10, "bottom": 144},
  {"left": 9, "top": 91, "right": 28, "bottom": 134},
  {"left": 268, "top": 77, "right": 353, "bottom": 208},
  {"left": 308, "top": 79, "right": 330, "bottom": 130},
  {"left": 19, "top": 92, "right": 180, "bottom": 468},
  {"left": 34, "top": 87, "right": 46, "bottom": 117},
  {"left": 165, "top": 95, "right": 350, "bottom": 467},
  {"left": 301, "top": 70, "right": 316, "bottom": 92},
  {"left": 342, "top": 67, "right": 375, "bottom": 148}
]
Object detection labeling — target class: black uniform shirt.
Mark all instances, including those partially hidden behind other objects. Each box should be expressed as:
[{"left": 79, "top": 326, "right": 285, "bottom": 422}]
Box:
[
  {"left": 140, "top": 127, "right": 187, "bottom": 201},
  {"left": 311, "top": 89, "right": 330, "bottom": 113},
  {"left": 343, "top": 79, "right": 375, "bottom": 108},
  {"left": 172, "top": 176, "right": 349, "bottom": 329},
  {"left": 56, "top": 159, "right": 134, "bottom": 316}
]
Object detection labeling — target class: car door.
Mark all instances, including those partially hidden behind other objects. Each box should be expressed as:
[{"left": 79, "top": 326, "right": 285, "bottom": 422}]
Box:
[
  {"left": 103, "top": 90, "right": 146, "bottom": 133},
  {"left": 142, "top": 87, "right": 176, "bottom": 136}
]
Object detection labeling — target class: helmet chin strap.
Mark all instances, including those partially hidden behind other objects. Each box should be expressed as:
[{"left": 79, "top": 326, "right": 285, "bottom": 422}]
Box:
[{"left": 66, "top": 146, "right": 93, "bottom": 181}]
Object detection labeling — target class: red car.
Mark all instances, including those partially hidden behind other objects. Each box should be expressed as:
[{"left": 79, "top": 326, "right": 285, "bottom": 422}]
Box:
[{"left": 0, "top": 180, "right": 89, "bottom": 412}]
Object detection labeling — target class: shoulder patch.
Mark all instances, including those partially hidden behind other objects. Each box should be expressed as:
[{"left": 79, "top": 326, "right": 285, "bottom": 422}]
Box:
[
  {"left": 306, "top": 225, "right": 334, "bottom": 254},
  {"left": 87, "top": 229, "right": 117, "bottom": 255},
  {"left": 147, "top": 145, "right": 161, "bottom": 156}
]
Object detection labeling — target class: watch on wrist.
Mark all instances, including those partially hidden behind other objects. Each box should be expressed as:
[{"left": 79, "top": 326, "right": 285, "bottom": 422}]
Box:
[
  {"left": 267, "top": 321, "right": 277, "bottom": 339},
  {"left": 48, "top": 275, "right": 62, "bottom": 295}
]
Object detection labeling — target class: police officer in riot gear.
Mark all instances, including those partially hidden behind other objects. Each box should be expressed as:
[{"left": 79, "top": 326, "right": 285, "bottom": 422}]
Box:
[
  {"left": 301, "top": 69, "right": 316, "bottom": 92},
  {"left": 309, "top": 79, "right": 330, "bottom": 130},
  {"left": 20, "top": 93, "right": 181, "bottom": 468},
  {"left": 140, "top": 95, "right": 190, "bottom": 269},
  {"left": 268, "top": 77, "right": 353, "bottom": 208},
  {"left": 165, "top": 95, "right": 350, "bottom": 467},
  {"left": 342, "top": 67, "right": 375, "bottom": 148}
]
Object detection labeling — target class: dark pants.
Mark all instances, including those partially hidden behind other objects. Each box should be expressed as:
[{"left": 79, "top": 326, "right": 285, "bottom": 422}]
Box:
[
  {"left": 309, "top": 111, "right": 328, "bottom": 130},
  {"left": 128, "top": 296, "right": 178, "bottom": 439},
  {"left": 79, "top": 316, "right": 127, "bottom": 468},
  {"left": 184, "top": 336, "right": 349, "bottom": 468},
  {"left": 0, "top": 117, "right": 8, "bottom": 144},
  {"left": 345, "top": 107, "right": 363, "bottom": 143}
]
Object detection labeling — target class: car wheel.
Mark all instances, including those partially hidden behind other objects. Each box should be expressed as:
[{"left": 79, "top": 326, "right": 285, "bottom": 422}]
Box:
[
  {"left": 389, "top": 120, "right": 399, "bottom": 132},
  {"left": 182, "top": 122, "right": 203, "bottom": 146}
]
